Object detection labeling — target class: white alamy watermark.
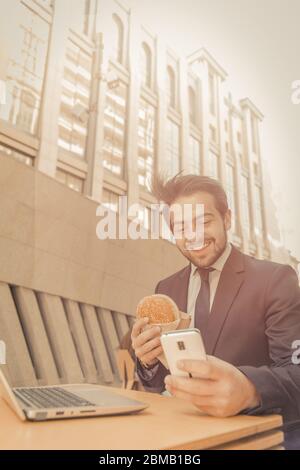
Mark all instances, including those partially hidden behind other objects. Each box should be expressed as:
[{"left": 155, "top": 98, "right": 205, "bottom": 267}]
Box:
[
  {"left": 96, "top": 197, "right": 205, "bottom": 250},
  {"left": 0, "top": 340, "right": 6, "bottom": 365},
  {"left": 0, "top": 80, "right": 6, "bottom": 105},
  {"left": 292, "top": 340, "right": 300, "bottom": 365},
  {"left": 291, "top": 80, "right": 300, "bottom": 104}
]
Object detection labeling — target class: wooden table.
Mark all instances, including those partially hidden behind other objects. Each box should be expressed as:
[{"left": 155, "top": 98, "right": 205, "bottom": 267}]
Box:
[{"left": 0, "top": 385, "right": 284, "bottom": 450}]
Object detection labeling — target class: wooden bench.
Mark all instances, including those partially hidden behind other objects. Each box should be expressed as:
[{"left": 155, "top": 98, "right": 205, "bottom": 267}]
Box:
[{"left": 0, "top": 282, "right": 135, "bottom": 388}]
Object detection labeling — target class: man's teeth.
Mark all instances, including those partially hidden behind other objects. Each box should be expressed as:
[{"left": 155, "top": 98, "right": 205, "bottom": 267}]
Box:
[
  {"left": 200, "top": 241, "right": 211, "bottom": 249},
  {"left": 188, "top": 241, "right": 211, "bottom": 250}
]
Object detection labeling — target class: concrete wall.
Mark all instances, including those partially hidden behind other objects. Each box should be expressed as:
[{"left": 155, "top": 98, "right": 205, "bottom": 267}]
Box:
[{"left": 0, "top": 155, "right": 186, "bottom": 316}]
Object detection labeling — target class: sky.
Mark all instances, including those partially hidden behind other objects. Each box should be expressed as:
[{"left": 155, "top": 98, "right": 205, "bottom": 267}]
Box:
[{"left": 127, "top": 0, "right": 300, "bottom": 259}]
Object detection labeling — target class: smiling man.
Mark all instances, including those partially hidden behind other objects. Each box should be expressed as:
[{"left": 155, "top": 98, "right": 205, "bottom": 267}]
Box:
[{"left": 131, "top": 173, "right": 300, "bottom": 450}]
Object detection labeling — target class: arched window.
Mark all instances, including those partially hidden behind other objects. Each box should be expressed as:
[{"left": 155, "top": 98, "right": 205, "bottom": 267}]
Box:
[
  {"left": 188, "top": 86, "right": 197, "bottom": 124},
  {"left": 166, "top": 66, "right": 176, "bottom": 108},
  {"left": 112, "top": 13, "right": 124, "bottom": 64},
  {"left": 140, "top": 42, "right": 152, "bottom": 88}
]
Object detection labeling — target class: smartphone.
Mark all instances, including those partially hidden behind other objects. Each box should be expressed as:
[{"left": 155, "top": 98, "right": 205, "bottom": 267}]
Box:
[{"left": 160, "top": 328, "right": 206, "bottom": 377}]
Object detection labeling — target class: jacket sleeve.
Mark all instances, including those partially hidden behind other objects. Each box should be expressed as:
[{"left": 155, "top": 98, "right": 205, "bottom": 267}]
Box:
[
  {"left": 136, "top": 281, "right": 170, "bottom": 393},
  {"left": 238, "top": 264, "right": 300, "bottom": 422}
]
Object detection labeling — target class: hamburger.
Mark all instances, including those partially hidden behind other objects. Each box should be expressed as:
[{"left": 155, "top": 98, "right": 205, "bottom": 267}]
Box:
[{"left": 136, "top": 294, "right": 179, "bottom": 324}]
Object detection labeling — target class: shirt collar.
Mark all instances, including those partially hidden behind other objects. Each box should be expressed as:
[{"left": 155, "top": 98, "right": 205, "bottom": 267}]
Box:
[{"left": 190, "top": 242, "right": 232, "bottom": 277}]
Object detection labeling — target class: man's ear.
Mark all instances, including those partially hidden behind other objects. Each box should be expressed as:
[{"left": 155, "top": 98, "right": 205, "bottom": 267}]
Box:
[
  {"left": 224, "top": 209, "right": 232, "bottom": 231},
  {"left": 168, "top": 213, "right": 174, "bottom": 234}
]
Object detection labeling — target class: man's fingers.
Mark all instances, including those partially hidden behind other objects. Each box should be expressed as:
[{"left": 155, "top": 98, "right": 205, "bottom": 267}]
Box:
[
  {"left": 164, "top": 375, "right": 215, "bottom": 396},
  {"left": 140, "top": 346, "right": 163, "bottom": 364},
  {"left": 165, "top": 382, "right": 230, "bottom": 417},
  {"left": 136, "top": 336, "right": 161, "bottom": 356},
  {"left": 134, "top": 325, "right": 161, "bottom": 348},
  {"left": 165, "top": 384, "right": 215, "bottom": 409},
  {"left": 131, "top": 317, "right": 149, "bottom": 339},
  {"left": 177, "top": 359, "right": 219, "bottom": 380}
]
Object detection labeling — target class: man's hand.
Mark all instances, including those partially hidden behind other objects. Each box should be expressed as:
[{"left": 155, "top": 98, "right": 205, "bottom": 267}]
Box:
[
  {"left": 164, "top": 355, "right": 260, "bottom": 417},
  {"left": 131, "top": 318, "right": 163, "bottom": 367}
]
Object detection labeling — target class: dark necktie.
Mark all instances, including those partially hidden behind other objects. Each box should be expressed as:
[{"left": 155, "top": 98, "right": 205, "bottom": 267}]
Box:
[{"left": 194, "top": 267, "right": 215, "bottom": 332}]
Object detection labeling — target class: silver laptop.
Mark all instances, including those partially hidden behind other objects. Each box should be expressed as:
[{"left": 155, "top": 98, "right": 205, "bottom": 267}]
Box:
[{"left": 0, "top": 370, "right": 148, "bottom": 421}]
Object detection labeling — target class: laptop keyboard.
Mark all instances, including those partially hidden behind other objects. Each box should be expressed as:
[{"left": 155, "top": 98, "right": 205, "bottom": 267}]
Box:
[{"left": 14, "top": 386, "right": 96, "bottom": 409}]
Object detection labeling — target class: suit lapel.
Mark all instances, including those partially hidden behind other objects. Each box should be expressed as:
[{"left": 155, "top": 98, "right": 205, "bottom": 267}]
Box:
[
  {"left": 174, "top": 264, "right": 191, "bottom": 312},
  {"left": 202, "top": 246, "right": 245, "bottom": 355}
]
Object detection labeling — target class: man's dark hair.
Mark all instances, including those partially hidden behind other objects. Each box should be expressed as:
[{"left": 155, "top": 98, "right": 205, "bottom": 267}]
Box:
[{"left": 151, "top": 172, "right": 229, "bottom": 216}]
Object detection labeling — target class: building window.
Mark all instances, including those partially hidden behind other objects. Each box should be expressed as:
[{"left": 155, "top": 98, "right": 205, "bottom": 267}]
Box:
[
  {"left": 254, "top": 185, "right": 263, "bottom": 235},
  {"left": 140, "top": 42, "right": 152, "bottom": 89},
  {"left": 224, "top": 119, "right": 228, "bottom": 132},
  {"left": 102, "top": 189, "right": 119, "bottom": 212},
  {"left": 0, "top": 2, "right": 49, "bottom": 135},
  {"left": 209, "top": 73, "right": 215, "bottom": 115},
  {"left": 209, "top": 125, "right": 217, "bottom": 143},
  {"left": 166, "top": 66, "right": 176, "bottom": 109},
  {"left": 189, "top": 136, "right": 201, "bottom": 175},
  {"left": 208, "top": 151, "right": 218, "bottom": 178},
  {"left": 226, "top": 163, "right": 236, "bottom": 233},
  {"left": 112, "top": 14, "right": 124, "bottom": 64},
  {"left": 239, "top": 152, "right": 246, "bottom": 167},
  {"left": 58, "top": 40, "right": 92, "bottom": 158},
  {"left": 56, "top": 169, "right": 84, "bottom": 193},
  {"left": 241, "top": 175, "right": 251, "bottom": 238},
  {"left": 251, "top": 115, "right": 257, "bottom": 153},
  {"left": 188, "top": 86, "right": 197, "bottom": 125},
  {"left": 0, "top": 143, "right": 33, "bottom": 166},
  {"left": 237, "top": 131, "right": 242, "bottom": 144},
  {"left": 253, "top": 161, "right": 259, "bottom": 177},
  {"left": 138, "top": 99, "right": 156, "bottom": 190},
  {"left": 166, "top": 119, "right": 180, "bottom": 176},
  {"left": 103, "top": 78, "right": 127, "bottom": 177}
]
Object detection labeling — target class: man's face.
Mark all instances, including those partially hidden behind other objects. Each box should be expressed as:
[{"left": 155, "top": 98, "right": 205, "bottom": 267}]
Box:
[{"left": 170, "top": 191, "right": 231, "bottom": 268}]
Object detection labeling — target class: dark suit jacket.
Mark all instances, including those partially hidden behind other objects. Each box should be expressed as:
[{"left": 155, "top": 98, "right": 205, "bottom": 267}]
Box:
[{"left": 136, "top": 244, "right": 300, "bottom": 449}]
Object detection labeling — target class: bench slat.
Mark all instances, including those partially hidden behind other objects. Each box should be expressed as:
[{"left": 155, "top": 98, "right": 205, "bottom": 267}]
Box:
[
  {"left": 114, "top": 312, "right": 130, "bottom": 343},
  {"left": 80, "top": 304, "right": 114, "bottom": 384},
  {"left": 96, "top": 308, "right": 120, "bottom": 381},
  {"left": 63, "top": 299, "right": 98, "bottom": 384},
  {"left": 37, "top": 293, "right": 83, "bottom": 383},
  {"left": 13, "top": 287, "right": 59, "bottom": 385},
  {"left": 0, "top": 283, "right": 36, "bottom": 386},
  {"left": 127, "top": 315, "right": 135, "bottom": 328}
]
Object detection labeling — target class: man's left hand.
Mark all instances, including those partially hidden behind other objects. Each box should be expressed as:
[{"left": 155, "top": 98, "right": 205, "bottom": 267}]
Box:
[{"left": 164, "top": 355, "right": 260, "bottom": 417}]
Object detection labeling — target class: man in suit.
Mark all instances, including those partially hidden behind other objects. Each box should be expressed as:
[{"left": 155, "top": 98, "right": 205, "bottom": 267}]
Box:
[{"left": 131, "top": 173, "right": 300, "bottom": 449}]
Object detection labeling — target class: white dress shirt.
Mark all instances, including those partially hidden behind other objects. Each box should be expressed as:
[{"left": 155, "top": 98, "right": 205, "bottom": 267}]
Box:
[{"left": 188, "top": 243, "right": 232, "bottom": 327}]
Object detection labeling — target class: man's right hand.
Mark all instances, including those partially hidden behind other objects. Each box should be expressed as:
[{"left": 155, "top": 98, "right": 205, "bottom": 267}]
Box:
[{"left": 131, "top": 317, "right": 163, "bottom": 367}]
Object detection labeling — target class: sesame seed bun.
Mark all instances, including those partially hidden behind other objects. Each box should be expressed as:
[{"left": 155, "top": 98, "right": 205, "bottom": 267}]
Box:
[{"left": 136, "top": 294, "right": 179, "bottom": 324}]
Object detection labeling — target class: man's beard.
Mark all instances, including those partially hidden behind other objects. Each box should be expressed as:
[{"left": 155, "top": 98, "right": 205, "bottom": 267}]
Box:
[{"left": 179, "top": 228, "right": 228, "bottom": 269}]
